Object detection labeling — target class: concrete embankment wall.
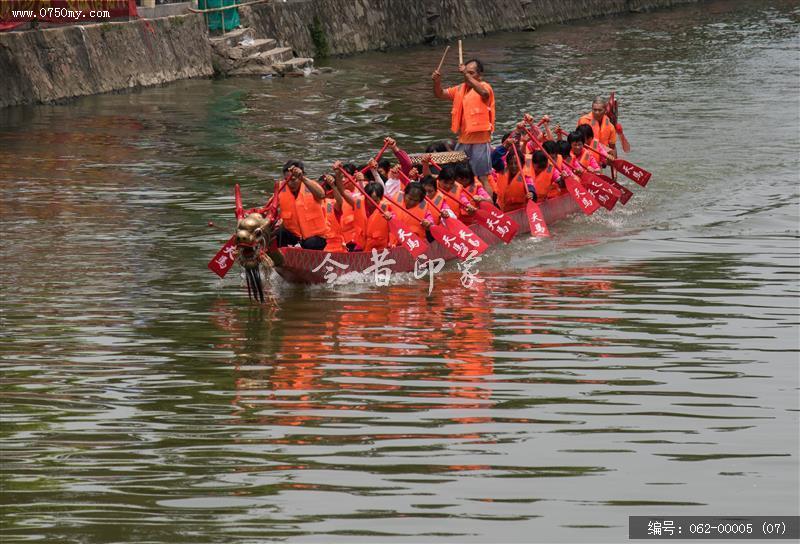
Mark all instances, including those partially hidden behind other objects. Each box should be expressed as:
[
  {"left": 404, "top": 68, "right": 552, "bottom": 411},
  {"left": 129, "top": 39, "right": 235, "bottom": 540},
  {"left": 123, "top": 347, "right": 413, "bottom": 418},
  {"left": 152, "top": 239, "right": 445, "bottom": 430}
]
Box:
[
  {"left": 241, "top": 0, "right": 701, "bottom": 58},
  {"left": 0, "top": 14, "right": 212, "bottom": 109},
  {"left": 0, "top": 0, "right": 700, "bottom": 108}
]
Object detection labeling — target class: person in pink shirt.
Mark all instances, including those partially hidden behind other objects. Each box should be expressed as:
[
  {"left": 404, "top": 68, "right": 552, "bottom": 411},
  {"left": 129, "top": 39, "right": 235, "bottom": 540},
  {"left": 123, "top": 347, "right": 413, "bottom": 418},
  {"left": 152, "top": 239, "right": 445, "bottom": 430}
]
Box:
[{"left": 567, "top": 131, "right": 601, "bottom": 174}]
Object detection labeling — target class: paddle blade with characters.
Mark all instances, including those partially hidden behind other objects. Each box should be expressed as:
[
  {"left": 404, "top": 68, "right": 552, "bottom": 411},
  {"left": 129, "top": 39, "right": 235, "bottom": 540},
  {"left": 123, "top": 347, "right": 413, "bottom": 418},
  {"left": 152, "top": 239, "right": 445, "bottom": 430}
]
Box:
[
  {"left": 526, "top": 200, "right": 550, "bottom": 237},
  {"left": 565, "top": 176, "right": 601, "bottom": 215},
  {"left": 473, "top": 200, "right": 519, "bottom": 243},
  {"left": 611, "top": 158, "right": 651, "bottom": 187},
  {"left": 208, "top": 235, "right": 238, "bottom": 278},
  {"left": 388, "top": 216, "right": 429, "bottom": 259},
  {"left": 431, "top": 216, "right": 489, "bottom": 260},
  {"left": 580, "top": 171, "right": 619, "bottom": 211},
  {"left": 597, "top": 174, "right": 634, "bottom": 204}
]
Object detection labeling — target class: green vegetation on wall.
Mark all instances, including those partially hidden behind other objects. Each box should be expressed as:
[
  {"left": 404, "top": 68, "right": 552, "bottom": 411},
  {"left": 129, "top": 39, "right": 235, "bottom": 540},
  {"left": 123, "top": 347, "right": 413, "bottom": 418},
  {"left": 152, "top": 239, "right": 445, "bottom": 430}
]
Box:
[{"left": 308, "top": 15, "right": 329, "bottom": 58}]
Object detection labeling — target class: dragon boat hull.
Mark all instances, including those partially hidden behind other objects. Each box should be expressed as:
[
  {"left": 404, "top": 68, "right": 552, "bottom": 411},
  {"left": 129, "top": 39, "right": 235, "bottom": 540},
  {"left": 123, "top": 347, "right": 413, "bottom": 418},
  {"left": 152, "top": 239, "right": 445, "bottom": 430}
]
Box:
[{"left": 274, "top": 193, "right": 581, "bottom": 284}]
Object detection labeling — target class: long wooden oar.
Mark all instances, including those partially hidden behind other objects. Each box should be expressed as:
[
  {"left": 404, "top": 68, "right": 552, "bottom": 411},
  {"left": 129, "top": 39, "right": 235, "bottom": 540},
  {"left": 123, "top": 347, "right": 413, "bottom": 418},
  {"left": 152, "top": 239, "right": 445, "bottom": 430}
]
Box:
[
  {"left": 509, "top": 142, "right": 550, "bottom": 237},
  {"left": 522, "top": 126, "right": 601, "bottom": 215},
  {"left": 436, "top": 45, "right": 450, "bottom": 72},
  {"left": 582, "top": 143, "right": 651, "bottom": 186}
]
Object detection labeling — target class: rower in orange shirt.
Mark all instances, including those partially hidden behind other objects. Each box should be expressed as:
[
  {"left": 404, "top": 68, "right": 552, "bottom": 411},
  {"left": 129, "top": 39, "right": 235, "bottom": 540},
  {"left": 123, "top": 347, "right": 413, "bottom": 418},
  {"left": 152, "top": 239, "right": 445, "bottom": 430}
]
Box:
[
  {"left": 432, "top": 58, "right": 496, "bottom": 197},
  {"left": 363, "top": 182, "right": 395, "bottom": 253},
  {"left": 567, "top": 131, "right": 602, "bottom": 174},
  {"left": 528, "top": 151, "right": 564, "bottom": 201},
  {"left": 577, "top": 96, "right": 617, "bottom": 158},
  {"left": 393, "top": 182, "right": 436, "bottom": 242},
  {"left": 275, "top": 160, "right": 328, "bottom": 250},
  {"left": 493, "top": 140, "right": 529, "bottom": 212},
  {"left": 333, "top": 161, "right": 368, "bottom": 251}
]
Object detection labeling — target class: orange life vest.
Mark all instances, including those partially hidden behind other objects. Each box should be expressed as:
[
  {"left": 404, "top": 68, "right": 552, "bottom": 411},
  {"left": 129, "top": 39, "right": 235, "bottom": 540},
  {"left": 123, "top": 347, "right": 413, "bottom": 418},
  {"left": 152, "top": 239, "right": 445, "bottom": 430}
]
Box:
[
  {"left": 439, "top": 182, "right": 470, "bottom": 221},
  {"left": 278, "top": 184, "right": 327, "bottom": 239},
  {"left": 364, "top": 199, "right": 393, "bottom": 253},
  {"left": 495, "top": 170, "right": 527, "bottom": 212},
  {"left": 323, "top": 199, "right": 347, "bottom": 252},
  {"left": 426, "top": 192, "right": 446, "bottom": 224},
  {"left": 578, "top": 113, "right": 617, "bottom": 148},
  {"left": 450, "top": 82, "right": 495, "bottom": 136},
  {"left": 487, "top": 170, "right": 500, "bottom": 194},
  {"left": 394, "top": 192, "right": 429, "bottom": 239},
  {"left": 340, "top": 193, "right": 367, "bottom": 249},
  {"left": 533, "top": 165, "right": 561, "bottom": 200},
  {"left": 571, "top": 148, "right": 593, "bottom": 170}
]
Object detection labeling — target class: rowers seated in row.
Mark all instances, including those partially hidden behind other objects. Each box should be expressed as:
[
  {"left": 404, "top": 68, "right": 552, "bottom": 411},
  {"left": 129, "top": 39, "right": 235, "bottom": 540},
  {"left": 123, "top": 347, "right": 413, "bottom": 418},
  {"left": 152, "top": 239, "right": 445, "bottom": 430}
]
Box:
[
  {"left": 274, "top": 160, "right": 329, "bottom": 250},
  {"left": 436, "top": 163, "right": 490, "bottom": 223}
]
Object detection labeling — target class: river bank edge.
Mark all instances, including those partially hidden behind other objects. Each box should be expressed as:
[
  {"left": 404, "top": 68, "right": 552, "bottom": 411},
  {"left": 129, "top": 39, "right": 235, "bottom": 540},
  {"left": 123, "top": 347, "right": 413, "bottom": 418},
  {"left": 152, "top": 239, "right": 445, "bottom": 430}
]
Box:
[{"left": 0, "top": 0, "right": 702, "bottom": 109}]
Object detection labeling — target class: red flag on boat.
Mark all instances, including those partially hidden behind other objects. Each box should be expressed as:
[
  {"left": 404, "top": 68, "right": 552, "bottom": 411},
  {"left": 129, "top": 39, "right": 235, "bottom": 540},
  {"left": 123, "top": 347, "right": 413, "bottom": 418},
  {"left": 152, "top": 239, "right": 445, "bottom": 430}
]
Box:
[
  {"left": 208, "top": 235, "right": 238, "bottom": 278},
  {"left": 526, "top": 200, "right": 550, "bottom": 237}
]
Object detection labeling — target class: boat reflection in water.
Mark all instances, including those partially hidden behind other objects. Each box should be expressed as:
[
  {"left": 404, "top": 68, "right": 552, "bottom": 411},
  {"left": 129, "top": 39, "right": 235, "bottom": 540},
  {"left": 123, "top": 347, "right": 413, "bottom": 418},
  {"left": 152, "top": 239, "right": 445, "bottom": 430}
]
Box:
[{"left": 210, "top": 265, "right": 624, "bottom": 458}]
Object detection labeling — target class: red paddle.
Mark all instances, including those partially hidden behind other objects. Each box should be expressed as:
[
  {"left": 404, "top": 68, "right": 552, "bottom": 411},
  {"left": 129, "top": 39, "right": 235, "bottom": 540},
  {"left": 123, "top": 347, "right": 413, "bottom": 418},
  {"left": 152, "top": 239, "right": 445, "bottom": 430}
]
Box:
[
  {"left": 417, "top": 185, "right": 490, "bottom": 260},
  {"left": 209, "top": 185, "right": 245, "bottom": 278},
  {"left": 597, "top": 174, "right": 633, "bottom": 204},
  {"left": 607, "top": 92, "right": 631, "bottom": 153},
  {"left": 429, "top": 159, "right": 520, "bottom": 243},
  {"left": 579, "top": 170, "right": 619, "bottom": 211},
  {"left": 337, "top": 166, "right": 428, "bottom": 259},
  {"left": 582, "top": 144, "right": 651, "bottom": 187},
  {"left": 359, "top": 141, "right": 391, "bottom": 174},
  {"left": 523, "top": 126, "right": 601, "bottom": 215},
  {"left": 509, "top": 142, "right": 550, "bottom": 237}
]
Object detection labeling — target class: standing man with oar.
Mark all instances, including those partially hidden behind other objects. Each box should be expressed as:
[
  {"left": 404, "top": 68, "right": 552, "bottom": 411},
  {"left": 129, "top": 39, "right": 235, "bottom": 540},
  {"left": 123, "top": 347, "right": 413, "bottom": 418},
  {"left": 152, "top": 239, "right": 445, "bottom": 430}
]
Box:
[{"left": 432, "top": 40, "right": 496, "bottom": 197}]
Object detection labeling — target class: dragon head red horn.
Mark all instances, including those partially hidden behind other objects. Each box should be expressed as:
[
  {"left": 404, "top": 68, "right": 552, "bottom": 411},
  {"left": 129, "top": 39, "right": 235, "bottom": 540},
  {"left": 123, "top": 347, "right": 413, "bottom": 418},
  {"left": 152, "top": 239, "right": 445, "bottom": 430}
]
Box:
[{"left": 234, "top": 184, "right": 245, "bottom": 220}]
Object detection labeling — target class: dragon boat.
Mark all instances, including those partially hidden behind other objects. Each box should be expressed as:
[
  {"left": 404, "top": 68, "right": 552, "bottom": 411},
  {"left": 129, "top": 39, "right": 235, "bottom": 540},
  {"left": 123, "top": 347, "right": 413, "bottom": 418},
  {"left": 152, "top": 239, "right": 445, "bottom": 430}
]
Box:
[{"left": 208, "top": 145, "right": 651, "bottom": 300}]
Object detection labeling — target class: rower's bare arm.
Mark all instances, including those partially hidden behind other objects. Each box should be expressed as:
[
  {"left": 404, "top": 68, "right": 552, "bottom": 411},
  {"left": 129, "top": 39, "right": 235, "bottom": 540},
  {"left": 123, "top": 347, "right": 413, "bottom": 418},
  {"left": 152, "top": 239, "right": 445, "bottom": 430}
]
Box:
[
  {"left": 302, "top": 176, "right": 326, "bottom": 201},
  {"left": 432, "top": 70, "right": 448, "bottom": 100},
  {"left": 328, "top": 175, "right": 343, "bottom": 211},
  {"left": 463, "top": 73, "right": 490, "bottom": 100}
]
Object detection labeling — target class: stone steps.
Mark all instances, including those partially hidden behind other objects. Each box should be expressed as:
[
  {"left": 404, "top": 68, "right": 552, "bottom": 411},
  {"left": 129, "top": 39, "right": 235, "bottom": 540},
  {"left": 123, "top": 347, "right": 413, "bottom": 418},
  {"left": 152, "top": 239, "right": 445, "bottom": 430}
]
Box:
[
  {"left": 273, "top": 57, "right": 315, "bottom": 76},
  {"left": 241, "top": 38, "right": 277, "bottom": 57},
  {"left": 209, "top": 27, "right": 315, "bottom": 78}
]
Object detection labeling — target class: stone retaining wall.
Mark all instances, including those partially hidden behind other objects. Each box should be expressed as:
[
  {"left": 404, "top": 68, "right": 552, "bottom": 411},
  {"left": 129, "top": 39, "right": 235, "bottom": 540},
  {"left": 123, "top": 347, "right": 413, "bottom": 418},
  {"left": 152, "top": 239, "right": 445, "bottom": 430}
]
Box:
[
  {"left": 0, "top": 0, "right": 702, "bottom": 108},
  {"left": 240, "top": 0, "right": 701, "bottom": 58},
  {"left": 0, "top": 14, "right": 212, "bottom": 109}
]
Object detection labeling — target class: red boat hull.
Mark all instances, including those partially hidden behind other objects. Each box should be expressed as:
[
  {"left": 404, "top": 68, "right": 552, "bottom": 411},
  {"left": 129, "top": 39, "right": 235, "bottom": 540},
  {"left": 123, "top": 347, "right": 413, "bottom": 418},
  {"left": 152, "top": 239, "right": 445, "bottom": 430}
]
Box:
[{"left": 275, "top": 193, "right": 580, "bottom": 284}]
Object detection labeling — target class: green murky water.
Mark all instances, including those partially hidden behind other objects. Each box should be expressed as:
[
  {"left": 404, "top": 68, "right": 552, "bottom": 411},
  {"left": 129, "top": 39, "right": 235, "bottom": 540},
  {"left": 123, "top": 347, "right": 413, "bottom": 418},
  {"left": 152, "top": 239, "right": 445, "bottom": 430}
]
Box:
[{"left": 1, "top": 1, "right": 798, "bottom": 542}]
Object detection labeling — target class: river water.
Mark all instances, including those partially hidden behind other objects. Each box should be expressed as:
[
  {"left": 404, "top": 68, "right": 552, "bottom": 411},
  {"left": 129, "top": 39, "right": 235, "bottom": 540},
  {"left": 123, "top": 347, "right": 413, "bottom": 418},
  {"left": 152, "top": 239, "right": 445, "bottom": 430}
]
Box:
[{"left": 1, "top": 1, "right": 798, "bottom": 542}]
